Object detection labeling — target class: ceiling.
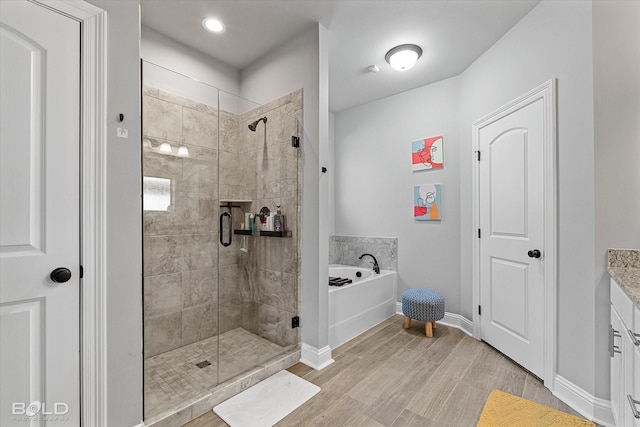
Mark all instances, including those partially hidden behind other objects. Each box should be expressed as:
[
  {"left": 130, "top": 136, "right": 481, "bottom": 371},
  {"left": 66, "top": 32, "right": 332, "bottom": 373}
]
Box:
[{"left": 140, "top": 0, "right": 540, "bottom": 112}]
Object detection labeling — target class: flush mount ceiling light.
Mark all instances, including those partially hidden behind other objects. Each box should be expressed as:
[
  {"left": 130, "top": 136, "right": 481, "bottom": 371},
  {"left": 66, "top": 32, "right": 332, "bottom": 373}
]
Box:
[
  {"left": 385, "top": 44, "right": 423, "bottom": 71},
  {"left": 202, "top": 17, "right": 225, "bottom": 34}
]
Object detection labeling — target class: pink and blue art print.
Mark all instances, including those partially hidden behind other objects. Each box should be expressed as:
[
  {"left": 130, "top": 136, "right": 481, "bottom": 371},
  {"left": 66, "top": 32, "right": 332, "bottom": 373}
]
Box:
[
  {"left": 412, "top": 136, "right": 443, "bottom": 171},
  {"left": 414, "top": 184, "right": 441, "bottom": 221}
]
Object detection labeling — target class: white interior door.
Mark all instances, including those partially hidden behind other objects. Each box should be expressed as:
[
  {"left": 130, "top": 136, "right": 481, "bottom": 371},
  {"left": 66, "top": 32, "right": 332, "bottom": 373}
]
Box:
[
  {"left": 0, "top": 1, "right": 80, "bottom": 425},
  {"left": 477, "top": 97, "right": 546, "bottom": 378}
]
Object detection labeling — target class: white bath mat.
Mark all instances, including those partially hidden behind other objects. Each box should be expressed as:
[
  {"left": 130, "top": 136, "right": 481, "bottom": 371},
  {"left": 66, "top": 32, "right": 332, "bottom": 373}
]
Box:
[{"left": 213, "top": 370, "right": 320, "bottom": 427}]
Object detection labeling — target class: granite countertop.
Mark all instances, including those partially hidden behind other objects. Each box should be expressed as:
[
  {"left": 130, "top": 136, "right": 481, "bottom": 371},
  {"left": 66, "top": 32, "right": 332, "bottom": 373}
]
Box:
[{"left": 608, "top": 249, "right": 640, "bottom": 309}]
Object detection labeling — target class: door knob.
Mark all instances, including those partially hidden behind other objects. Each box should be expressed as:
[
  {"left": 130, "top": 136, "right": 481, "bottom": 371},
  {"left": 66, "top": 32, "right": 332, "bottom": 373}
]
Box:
[
  {"left": 527, "top": 249, "right": 541, "bottom": 258},
  {"left": 50, "top": 267, "right": 72, "bottom": 283}
]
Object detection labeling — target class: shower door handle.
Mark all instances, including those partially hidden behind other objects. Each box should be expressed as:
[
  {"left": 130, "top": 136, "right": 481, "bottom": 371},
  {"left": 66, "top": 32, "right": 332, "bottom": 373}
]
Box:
[{"left": 220, "top": 211, "right": 232, "bottom": 247}]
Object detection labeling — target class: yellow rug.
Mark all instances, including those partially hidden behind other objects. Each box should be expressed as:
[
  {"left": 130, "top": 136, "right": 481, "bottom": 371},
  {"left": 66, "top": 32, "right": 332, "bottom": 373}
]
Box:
[{"left": 477, "top": 390, "right": 595, "bottom": 427}]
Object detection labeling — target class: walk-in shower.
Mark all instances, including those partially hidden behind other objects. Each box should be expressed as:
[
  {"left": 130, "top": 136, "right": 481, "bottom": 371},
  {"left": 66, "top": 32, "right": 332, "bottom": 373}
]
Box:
[{"left": 141, "top": 61, "right": 302, "bottom": 425}]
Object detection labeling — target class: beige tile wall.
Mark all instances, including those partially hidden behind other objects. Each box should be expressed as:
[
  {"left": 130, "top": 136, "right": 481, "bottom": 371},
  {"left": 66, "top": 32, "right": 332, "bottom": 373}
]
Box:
[{"left": 143, "top": 87, "right": 221, "bottom": 358}]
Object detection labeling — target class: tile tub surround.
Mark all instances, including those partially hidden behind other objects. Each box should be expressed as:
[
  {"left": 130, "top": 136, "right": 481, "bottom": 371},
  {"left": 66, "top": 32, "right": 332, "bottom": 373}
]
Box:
[
  {"left": 608, "top": 248, "right": 640, "bottom": 307},
  {"left": 330, "top": 235, "right": 398, "bottom": 271},
  {"left": 143, "top": 86, "right": 303, "bottom": 358}
]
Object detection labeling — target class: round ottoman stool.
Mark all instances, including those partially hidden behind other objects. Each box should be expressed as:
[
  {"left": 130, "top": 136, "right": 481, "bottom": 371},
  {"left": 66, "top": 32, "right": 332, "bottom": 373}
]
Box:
[{"left": 402, "top": 288, "right": 445, "bottom": 337}]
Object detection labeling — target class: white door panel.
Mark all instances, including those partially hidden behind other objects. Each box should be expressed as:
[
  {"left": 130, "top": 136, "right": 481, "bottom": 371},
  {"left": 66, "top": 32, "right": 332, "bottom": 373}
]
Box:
[
  {"left": 478, "top": 98, "right": 545, "bottom": 378},
  {"left": 0, "top": 23, "right": 45, "bottom": 254},
  {"left": 489, "top": 257, "right": 529, "bottom": 341},
  {"left": 489, "top": 129, "right": 528, "bottom": 238},
  {"left": 0, "top": 1, "right": 80, "bottom": 425}
]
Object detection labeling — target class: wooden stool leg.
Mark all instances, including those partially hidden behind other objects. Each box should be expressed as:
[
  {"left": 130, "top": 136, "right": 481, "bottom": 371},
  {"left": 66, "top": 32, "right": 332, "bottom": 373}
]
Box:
[
  {"left": 404, "top": 317, "right": 411, "bottom": 329},
  {"left": 433, "top": 322, "right": 436, "bottom": 329},
  {"left": 426, "top": 321, "right": 433, "bottom": 337}
]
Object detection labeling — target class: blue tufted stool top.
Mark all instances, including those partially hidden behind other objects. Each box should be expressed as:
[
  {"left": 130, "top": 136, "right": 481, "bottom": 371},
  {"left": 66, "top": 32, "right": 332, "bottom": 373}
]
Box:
[{"left": 402, "top": 288, "right": 445, "bottom": 337}]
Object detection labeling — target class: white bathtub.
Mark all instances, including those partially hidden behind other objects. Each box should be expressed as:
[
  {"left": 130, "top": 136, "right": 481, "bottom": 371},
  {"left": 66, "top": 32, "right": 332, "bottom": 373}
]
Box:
[{"left": 328, "top": 264, "right": 397, "bottom": 349}]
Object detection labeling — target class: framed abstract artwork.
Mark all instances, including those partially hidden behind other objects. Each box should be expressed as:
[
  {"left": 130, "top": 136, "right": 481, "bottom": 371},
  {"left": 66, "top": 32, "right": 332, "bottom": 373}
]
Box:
[
  {"left": 411, "top": 136, "right": 443, "bottom": 171},
  {"left": 414, "top": 184, "right": 441, "bottom": 220}
]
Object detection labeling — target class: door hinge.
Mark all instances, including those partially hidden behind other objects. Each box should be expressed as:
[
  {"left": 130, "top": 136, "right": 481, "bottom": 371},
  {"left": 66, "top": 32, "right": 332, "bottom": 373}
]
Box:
[
  {"left": 80, "top": 265, "right": 84, "bottom": 279},
  {"left": 478, "top": 305, "right": 482, "bottom": 316},
  {"left": 478, "top": 228, "right": 481, "bottom": 238},
  {"left": 291, "top": 316, "right": 300, "bottom": 328},
  {"left": 475, "top": 150, "right": 481, "bottom": 161},
  {"left": 291, "top": 135, "right": 300, "bottom": 148}
]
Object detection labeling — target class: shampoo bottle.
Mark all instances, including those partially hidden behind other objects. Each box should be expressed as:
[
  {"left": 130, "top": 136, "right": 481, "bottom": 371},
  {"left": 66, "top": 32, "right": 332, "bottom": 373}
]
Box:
[
  {"left": 266, "top": 214, "right": 274, "bottom": 232},
  {"left": 250, "top": 213, "right": 256, "bottom": 234},
  {"left": 274, "top": 206, "right": 282, "bottom": 232},
  {"left": 254, "top": 214, "right": 262, "bottom": 233}
]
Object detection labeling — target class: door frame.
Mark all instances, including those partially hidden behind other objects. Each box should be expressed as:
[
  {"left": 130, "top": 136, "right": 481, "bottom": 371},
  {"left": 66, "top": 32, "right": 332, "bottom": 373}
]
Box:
[
  {"left": 471, "top": 79, "right": 557, "bottom": 388},
  {"left": 29, "top": 1, "right": 108, "bottom": 425}
]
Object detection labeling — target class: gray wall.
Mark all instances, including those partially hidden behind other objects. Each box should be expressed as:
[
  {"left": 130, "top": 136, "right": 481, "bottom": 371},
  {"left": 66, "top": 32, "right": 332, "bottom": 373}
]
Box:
[
  {"left": 141, "top": 26, "right": 239, "bottom": 96},
  {"left": 86, "top": 1, "right": 143, "bottom": 426},
  {"left": 334, "top": 77, "right": 461, "bottom": 312},
  {"left": 328, "top": 112, "right": 336, "bottom": 236},
  {"left": 593, "top": 0, "right": 640, "bottom": 398}
]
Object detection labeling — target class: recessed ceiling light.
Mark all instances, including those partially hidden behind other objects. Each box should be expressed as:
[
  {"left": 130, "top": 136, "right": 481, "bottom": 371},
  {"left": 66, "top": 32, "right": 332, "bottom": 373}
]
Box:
[
  {"left": 385, "top": 44, "right": 423, "bottom": 71},
  {"left": 202, "top": 17, "right": 225, "bottom": 34}
]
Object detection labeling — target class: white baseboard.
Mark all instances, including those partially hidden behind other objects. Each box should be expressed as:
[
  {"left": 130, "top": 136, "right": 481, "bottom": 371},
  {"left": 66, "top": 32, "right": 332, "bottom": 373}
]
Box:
[
  {"left": 395, "top": 302, "right": 474, "bottom": 337},
  {"left": 439, "top": 312, "right": 474, "bottom": 337},
  {"left": 552, "top": 375, "right": 615, "bottom": 427},
  {"left": 300, "top": 343, "right": 334, "bottom": 371}
]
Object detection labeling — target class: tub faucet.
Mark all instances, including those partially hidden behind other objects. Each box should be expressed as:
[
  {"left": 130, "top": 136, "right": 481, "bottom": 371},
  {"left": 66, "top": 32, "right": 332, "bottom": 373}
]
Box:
[{"left": 359, "top": 253, "right": 380, "bottom": 274}]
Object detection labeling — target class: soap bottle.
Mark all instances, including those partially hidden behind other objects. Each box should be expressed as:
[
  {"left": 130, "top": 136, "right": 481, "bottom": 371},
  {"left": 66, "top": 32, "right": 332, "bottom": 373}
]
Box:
[
  {"left": 250, "top": 213, "right": 256, "bottom": 235},
  {"left": 266, "top": 213, "right": 274, "bottom": 232},
  {"left": 254, "top": 213, "right": 262, "bottom": 233},
  {"left": 274, "top": 205, "right": 283, "bottom": 232}
]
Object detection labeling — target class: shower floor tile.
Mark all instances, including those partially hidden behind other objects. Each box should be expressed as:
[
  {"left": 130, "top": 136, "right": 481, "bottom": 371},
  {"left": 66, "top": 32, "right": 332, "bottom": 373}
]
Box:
[{"left": 144, "top": 328, "right": 289, "bottom": 419}]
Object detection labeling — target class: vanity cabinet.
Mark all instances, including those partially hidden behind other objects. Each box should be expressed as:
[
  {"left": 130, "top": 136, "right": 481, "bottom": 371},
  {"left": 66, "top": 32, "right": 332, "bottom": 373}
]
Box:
[{"left": 610, "top": 278, "right": 640, "bottom": 426}]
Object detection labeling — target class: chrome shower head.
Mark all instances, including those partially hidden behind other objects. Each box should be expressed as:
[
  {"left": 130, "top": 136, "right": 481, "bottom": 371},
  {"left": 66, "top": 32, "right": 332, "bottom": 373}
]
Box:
[{"left": 248, "top": 117, "right": 267, "bottom": 131}]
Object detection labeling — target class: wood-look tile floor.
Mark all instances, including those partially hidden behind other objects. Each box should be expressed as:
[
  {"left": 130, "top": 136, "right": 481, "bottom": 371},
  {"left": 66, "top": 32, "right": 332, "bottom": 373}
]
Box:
[{"left": 183, "top": 315, "right": 589, "bottom": 427}]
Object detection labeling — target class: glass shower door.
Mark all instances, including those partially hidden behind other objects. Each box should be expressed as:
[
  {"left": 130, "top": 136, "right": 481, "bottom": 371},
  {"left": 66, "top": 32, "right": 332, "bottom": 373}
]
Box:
[
  {"left": 142, "top": 61, "right": 221, "bottom": 419},
  {"left": 142, "top": 60, "right": 302, "bottom": 421},
  {"left": 217, "top": 90, "right": 301, "bottom": 383}
]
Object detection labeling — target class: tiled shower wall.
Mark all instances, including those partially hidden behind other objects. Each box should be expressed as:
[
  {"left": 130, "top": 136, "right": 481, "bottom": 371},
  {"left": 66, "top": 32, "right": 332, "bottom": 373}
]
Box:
[
  {"left": 225, "top": 90, "right": 302, "bottom": 350},
  {"left": 143, "top": 86, "right": 222, "bottom": 358},
  {"left": 329, "top": 235, "right": 398, "bottom": 271},
  {"left": 142, "top": 86, "right": 301, "bottom": 359}
]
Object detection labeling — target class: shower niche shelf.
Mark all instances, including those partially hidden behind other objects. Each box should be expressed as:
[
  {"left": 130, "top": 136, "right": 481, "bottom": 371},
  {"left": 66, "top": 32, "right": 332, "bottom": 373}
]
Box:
[
  {"left": 220, "top": 200, "right": 252, "bottom": 209},
  {"left": 232, "top": 230, "right": 292, "bottom": 237},
  {"left": 260, "top": 230, "right": 292, "bottom": 238}
]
